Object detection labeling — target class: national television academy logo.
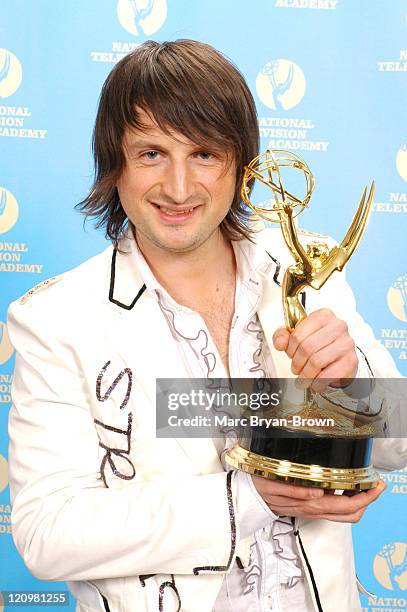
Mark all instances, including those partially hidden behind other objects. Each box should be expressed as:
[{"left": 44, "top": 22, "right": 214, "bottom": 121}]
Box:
[
  {"left": 374, "top": 542, "right": 407, "bottom": 591},
  {"left": 387, "top": 275, "right": 407, "bottom": 323},
  {"left": 256, "top": 59, "right": 306, "bottom": 111},
  {"left": 0, "top": 188, "right": 19, "bottom": 234},
  {"left": 0, "top": 49, "right": 22, "bottom": 98},
  {"left": 396, "top": 144, "right": 407, "bottom": 182},
  {"left": 117, "top": 0, "right": 167, "bottom": 36}
]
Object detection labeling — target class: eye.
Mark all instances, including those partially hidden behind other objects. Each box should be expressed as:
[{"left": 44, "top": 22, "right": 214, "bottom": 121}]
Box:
[
  {"left": 143, "top": 150, "right": 160, "bottom": 160},
  {"left": 196, "top": 151, "right": 214, "bottom": 161}
]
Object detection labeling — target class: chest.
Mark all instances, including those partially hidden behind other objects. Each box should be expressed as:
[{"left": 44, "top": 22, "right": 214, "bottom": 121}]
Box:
[
  {"left": 196, "top": 288, "right": 235, "bottom": 371},
  {"left": 168, "top": 274, "right": 236, "bottom": 370}
]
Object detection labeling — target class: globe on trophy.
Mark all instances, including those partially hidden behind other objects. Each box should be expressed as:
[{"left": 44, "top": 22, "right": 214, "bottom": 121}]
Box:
[{"left": 225, "top": 149, "right": 380, "bottom": 490}]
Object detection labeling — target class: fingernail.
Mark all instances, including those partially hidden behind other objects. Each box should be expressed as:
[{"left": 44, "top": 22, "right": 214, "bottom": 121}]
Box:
[
  {"left": 311, "top": 489, "right": 323, "bottom": 497},
  {"left": 373, "top": 482, "right": 386, "bottom": 494}
]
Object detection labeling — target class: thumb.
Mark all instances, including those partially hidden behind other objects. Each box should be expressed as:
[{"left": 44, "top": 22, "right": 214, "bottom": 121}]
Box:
[{"left": 273, "top": 326, "right": 290, "bottom": 351}]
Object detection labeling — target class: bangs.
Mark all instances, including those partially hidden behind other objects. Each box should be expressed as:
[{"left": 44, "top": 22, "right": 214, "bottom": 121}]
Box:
[{"left": 117, "top": 42, "right": 241, "bottom": 161}]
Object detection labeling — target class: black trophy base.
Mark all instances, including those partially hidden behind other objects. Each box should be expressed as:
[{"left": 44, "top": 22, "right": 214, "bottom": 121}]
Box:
[{"left": 225, "top": 428, "right": 379, "bottom": 490}]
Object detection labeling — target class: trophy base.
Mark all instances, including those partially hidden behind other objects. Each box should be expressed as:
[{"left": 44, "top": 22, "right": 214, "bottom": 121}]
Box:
[{"left": 225, "top": 444, "right": 379, "bottom": 490}]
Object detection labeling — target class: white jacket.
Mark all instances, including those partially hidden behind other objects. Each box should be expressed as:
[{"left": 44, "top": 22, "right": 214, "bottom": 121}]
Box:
[{"left": 7, "top": 228, "right": 407, "bottom": 612}]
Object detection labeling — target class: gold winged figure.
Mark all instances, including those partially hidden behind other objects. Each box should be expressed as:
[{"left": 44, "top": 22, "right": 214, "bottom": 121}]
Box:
[{"left": 242, "top": 149, "right": 374, "bottom": 331}]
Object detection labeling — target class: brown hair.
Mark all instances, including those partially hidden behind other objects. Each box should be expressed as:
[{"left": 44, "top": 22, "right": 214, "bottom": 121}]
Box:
[{"left": 77, "top": 39, "right": 259, "bottom": 245}]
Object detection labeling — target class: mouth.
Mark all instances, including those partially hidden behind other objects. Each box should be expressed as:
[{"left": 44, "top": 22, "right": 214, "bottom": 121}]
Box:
[{"left": 151, "top": 202, "right": 200, "bottom": 221}]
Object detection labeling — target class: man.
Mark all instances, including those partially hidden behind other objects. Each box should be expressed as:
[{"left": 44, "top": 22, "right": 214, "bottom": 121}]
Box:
[{"left": 7, "top": 40, "right": 406, "bottom": 612}]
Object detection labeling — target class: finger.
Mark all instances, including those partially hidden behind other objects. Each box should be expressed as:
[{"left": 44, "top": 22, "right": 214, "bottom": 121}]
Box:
[
  {"left": 286, "top": 309, "right": 335, "bottom": 359},
  {"left": 266, "top": 482, "right": 386, "bottom": 517},
  {"left": 290, "top": 323, "right": 344, "bottom": 375},
  {"left": 264, "top": 497, "right": 308, "bottom": 510},
  {"left": 311, "top": 354, "right": 358, "bottom": 393},
  {"left": 301, "top": 480, "right": 386, "bottom": 515},
  {"left": 264, "top": 499, "right": 323, "bottom": 516},
  {"left": 263, "top": 492, "right": 327, "bottom": 508},
  {"left": 265, "top": 481, "right": 386, "bottom": 523},
  {"left": 252, "top": 476, "right": 324, "bottom": 500},
  {"left": 273, "top": 327, "right": 290, "bottom": 352},
  {"left": 309, "top": 508, "right": 367, "bottom": 523},
  {"left": 297, "top": 336, "right": 356, "bottom": 383},
  {"left": 267, "top": 503, "right": 366, "bottom": 522}
]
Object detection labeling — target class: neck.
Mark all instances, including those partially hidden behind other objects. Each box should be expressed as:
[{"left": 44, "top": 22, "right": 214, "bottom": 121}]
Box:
[{"left": 134, "top": 228, "right": 236, "bottom": 303}]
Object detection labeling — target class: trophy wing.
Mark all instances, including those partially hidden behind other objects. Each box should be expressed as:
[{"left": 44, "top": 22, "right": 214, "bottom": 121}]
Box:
[
  {"left": 337, "top": 181, "right": 374, "bottom": 266},
  {"left": 310, "top": 182, "right": 374, "bottom": 288}
]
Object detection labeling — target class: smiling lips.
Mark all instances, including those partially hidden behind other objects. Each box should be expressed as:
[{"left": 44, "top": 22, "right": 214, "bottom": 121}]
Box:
[{"left": 152, "top": 202, "right": 199, "bottom": 221}]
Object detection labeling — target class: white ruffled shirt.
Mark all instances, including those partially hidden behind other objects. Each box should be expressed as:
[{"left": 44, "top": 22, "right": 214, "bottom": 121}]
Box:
[{"left": 132, "top": 236, "right": 313, "bottom": 611}]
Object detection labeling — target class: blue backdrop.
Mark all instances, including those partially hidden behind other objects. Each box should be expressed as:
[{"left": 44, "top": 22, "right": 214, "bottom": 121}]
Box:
[{"left": 0, "top": 1, "right": 406, "bottom": 610}]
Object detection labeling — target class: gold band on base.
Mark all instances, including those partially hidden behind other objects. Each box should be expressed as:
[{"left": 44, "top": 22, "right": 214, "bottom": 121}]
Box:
[{"left": 225, "top": 444, "right": 379, "bottom": 490}]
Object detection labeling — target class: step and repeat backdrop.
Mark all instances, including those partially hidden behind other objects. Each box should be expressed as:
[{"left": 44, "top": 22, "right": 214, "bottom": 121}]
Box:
[{"left": 0, "top": 1, "right": 406, "bottom": 610}]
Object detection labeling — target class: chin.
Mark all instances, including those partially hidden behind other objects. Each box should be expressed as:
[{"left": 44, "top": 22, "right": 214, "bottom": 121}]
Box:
[
  {"left": 151, "top": 231, "right": 206, "bottom": 253},
  {"left": 158, "top": 240, "right": 200, "bottom": 253}
]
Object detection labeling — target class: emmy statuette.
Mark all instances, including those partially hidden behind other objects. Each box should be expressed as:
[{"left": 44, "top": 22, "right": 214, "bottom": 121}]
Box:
[{"left": 225, "top": 150, "right": 379, "bottom": 490}]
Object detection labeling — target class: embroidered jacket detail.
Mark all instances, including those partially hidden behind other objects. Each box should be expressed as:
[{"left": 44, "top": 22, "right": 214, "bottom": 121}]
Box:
[
  {"left": 94, "top": 361, "right": 135, "bottom": 487},
  {"left": 193, "top": 470, "right": 236, "bottom": 575}
]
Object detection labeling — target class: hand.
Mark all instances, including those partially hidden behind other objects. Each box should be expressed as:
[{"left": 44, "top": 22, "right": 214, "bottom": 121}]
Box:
[
  {"left": 273, "top": 308, "right": 358, "bottom": 393},
  {"left": 251, "top": 477, "right": 386, "bottom": 523}
]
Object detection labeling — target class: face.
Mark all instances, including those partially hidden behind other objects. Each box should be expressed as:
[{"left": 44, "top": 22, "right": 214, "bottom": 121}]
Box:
[{"left": 116, "top": 111, "right": 237, "bottom": 254}]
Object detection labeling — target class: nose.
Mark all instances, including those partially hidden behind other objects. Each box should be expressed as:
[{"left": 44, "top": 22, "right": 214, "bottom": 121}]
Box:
[{"left": 161, "top": 158, "right": 195, "bottom": 205}]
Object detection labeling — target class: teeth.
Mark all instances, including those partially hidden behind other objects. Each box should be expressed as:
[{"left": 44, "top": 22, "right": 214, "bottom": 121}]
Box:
[{"left": 159, "top": 207, "right": 194, "bottom": 214}]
